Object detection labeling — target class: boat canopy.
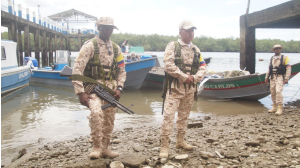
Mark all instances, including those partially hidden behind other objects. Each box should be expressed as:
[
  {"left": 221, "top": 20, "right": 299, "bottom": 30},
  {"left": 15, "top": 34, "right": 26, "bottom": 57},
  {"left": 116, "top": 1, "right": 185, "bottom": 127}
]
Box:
[{"left": 129, "top": 46, "right": 144, "bottom": 53}]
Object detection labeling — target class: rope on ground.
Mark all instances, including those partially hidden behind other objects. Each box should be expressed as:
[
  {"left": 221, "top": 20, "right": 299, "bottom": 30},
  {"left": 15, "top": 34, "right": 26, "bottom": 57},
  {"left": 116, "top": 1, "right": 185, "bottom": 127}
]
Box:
[{"left": 286, "top": 87, "right": 300, "bottom": 103}]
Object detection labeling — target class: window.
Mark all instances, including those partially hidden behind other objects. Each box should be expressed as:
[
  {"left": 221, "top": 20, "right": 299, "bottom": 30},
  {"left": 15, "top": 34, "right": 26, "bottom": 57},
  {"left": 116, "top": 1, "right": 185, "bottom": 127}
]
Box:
[{"left": 1, "top": 46, "right": 6, "bottom": 60}]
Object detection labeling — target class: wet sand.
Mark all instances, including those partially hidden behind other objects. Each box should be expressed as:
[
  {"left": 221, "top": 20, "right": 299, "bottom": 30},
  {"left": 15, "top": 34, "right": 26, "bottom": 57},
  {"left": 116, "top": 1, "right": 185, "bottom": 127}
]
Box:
[{"left": 5, "top": 100, "right": 300, "bottom": 168}]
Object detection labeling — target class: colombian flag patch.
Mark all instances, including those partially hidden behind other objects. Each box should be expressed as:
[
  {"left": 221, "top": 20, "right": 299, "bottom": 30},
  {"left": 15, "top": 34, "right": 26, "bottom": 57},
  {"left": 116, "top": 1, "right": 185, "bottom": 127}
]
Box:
[
  {"left": 199, "top": 54, "right": 206, "bottom": 66},
  {"left": 117, "top": 53, "right": 125, "bottom": 67}
]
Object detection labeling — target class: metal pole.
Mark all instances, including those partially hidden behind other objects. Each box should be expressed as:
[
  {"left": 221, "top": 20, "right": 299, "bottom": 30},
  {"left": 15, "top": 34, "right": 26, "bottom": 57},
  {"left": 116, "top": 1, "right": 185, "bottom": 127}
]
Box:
[{"left": 246, "top": 0, "right": 250, "bottom": 14}]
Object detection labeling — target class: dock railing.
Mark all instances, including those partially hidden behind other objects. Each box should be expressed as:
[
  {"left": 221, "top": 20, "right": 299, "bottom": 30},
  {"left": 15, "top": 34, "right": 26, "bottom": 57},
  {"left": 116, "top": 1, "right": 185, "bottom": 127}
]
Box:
[{"left": 2, "top": 0, "right": 97, "bottom": 35}]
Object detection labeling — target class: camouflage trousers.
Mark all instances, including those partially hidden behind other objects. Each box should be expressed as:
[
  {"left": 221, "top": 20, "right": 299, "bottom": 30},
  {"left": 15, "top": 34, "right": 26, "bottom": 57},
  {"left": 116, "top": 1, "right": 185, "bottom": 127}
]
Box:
[
  {"left": 88, "top": 93, "right": 117, "bottom": 147},
  {"left": 161, "top": 88, "right": 194, "bottom": 137},
  {"left": 270, "top": 75, "right": 284, "bottom": 106}
]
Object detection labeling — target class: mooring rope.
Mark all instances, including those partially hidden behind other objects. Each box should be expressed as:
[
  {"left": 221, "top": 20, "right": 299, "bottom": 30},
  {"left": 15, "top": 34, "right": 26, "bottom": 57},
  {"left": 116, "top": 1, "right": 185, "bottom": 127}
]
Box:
[{"left": 286, "top": 87, "right": 300, "bottom": 103}]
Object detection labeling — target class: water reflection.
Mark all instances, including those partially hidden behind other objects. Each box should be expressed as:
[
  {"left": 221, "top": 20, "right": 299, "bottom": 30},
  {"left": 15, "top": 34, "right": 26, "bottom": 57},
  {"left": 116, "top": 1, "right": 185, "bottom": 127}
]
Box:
[{"left": 194, "top": 98, "right": 265, "bottom": 115}]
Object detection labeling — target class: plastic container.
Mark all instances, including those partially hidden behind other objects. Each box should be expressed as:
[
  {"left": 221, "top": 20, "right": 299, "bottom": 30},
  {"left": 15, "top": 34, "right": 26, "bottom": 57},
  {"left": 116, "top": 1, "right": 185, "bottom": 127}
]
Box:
[{"left": 140, "top": 55, "right": 152, "bottom": 60}]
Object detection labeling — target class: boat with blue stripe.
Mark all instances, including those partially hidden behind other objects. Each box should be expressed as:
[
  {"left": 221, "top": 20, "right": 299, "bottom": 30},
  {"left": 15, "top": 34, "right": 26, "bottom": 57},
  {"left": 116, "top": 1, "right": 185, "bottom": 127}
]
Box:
[
  {"left": 30, "top": 50, "right": 157, "bottom": 90},
  {"left": 1, "top": 40, "right": 31, "bottom": 95}
]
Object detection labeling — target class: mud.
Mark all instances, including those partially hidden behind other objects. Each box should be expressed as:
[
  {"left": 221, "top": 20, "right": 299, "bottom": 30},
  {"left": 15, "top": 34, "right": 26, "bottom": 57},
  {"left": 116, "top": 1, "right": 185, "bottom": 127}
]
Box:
[{"left": 5, "top": 100, "right": 300, "bottom": 168}]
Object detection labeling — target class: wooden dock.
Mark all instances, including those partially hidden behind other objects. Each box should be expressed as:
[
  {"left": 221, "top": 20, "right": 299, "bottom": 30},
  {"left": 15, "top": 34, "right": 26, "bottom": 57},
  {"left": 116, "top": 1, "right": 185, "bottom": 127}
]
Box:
[{"left": 1, "top": 10, "right": 97, "bottom": 67}]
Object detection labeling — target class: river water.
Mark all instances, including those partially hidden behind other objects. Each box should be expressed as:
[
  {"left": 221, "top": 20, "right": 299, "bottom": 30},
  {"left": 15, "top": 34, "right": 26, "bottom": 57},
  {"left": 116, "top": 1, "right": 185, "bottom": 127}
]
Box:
[{"left": 1, "top": 52, "right": 300, "bottom": 164}]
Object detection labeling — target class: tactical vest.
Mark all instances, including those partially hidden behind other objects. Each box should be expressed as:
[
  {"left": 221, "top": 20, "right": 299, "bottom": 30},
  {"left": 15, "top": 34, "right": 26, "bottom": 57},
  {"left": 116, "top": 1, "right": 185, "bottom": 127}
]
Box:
[
  {"left": 83, "top": 38, "right": 120, "bottom": 87},
  {"left": 269, "top": 55, "right": 286, "bottom": 79},
  {"left": 165, "top": 41, "right": 201, "bottom": 92}
]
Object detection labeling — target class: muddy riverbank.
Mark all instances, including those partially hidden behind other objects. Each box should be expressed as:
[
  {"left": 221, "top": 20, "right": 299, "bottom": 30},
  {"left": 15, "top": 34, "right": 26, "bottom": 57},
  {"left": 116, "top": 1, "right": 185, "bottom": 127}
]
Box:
[{"left": 5, "top": 100, "right": 300, "bottom": 168}]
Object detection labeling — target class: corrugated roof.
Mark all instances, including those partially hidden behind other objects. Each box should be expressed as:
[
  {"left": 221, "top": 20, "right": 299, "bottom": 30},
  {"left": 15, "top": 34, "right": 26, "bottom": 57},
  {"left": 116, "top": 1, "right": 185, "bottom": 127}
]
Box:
[{"left": 48, "top": 9, "right": 97, "bottom": 22}]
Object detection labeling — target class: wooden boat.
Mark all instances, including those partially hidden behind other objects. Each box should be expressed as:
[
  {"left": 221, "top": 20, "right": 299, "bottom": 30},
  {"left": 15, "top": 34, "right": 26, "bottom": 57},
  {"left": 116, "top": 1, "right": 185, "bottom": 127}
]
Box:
[
  {"left": 1, "top": 40, "right": 31, "bottom": 95},
  {"left": 199, "top": 62, "right": 300, "bottom": 100},
  {"left": 143, "top": 57, "right": 212, "bottom": 89},
  {"left": 30, "top": 50, "right": 157, "bottom": 90}
]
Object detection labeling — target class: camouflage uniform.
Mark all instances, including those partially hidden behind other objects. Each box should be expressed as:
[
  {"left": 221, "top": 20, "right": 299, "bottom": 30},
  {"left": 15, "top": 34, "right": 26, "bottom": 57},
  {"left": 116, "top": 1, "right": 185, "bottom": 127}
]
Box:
[
  {"left": 161, "top": 39, "right": 207, "bottom": 137},
  {"left": 265, "top": 55, "right": 291, "bottom": 106},
  {"left": 72, "top": 33, "right": 126, "bottom": 157}
]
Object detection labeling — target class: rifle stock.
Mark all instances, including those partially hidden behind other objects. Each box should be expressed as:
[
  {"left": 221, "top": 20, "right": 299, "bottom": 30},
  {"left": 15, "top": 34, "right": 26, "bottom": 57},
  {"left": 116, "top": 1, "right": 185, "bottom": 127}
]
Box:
[
  {"left": 59, "top": 66, "right": 135, "bottom": 114},
  {"left": 161, "top": 72, "right": 168, "bottom": 115}
]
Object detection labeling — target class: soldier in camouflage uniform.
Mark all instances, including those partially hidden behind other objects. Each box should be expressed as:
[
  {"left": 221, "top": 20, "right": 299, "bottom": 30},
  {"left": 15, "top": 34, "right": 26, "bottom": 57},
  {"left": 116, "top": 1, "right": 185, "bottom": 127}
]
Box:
[
  {"left": 160, "top": 20, "right": 207, "bottom": 158},
  {"left": 265, "top": 45, "right": 291, "bottom": 115},
  {"left": 72, "top": 17, "right": 126, "bottom": 159}
]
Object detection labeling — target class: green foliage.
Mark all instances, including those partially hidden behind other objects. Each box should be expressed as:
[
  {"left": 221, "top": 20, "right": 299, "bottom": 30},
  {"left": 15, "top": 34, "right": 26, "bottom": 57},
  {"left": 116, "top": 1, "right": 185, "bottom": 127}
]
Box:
[
  {"left": 2, "top": 32, "right": 299, "bottom": 52},
  {"left": 110, "top": 33, "right": 300, "bottom": 53}
]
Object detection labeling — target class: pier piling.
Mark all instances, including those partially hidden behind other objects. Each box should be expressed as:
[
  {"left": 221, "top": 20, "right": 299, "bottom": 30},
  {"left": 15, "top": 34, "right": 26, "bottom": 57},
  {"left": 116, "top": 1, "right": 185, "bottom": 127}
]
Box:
[{"left": 240, "top": 0, "right": 300, "bottom": 74}]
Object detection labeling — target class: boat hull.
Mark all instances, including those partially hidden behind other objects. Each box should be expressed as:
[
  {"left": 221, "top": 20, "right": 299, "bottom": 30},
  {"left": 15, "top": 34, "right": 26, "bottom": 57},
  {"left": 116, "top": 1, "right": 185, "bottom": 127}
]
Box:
[
  {"left": 30, "top": 58, "right": 157, "bottom": 90},
  {"left": 143, "top": 72, "right": 164, "bottom": 89},
  {"left": 1, "top": 67, "right": 31, "bottom": 95},
  {"left": 200, "top": 63, "right": 300, "bottom": 100},
  {"left": 143, "top": 57, "right": 212, "bottom": 89}
]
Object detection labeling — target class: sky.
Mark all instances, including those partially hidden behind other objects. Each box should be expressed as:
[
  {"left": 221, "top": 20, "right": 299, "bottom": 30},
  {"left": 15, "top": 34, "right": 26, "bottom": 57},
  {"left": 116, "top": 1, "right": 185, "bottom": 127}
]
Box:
[{"left": 1, "top": 0, "right": 299, "bottom": 41}]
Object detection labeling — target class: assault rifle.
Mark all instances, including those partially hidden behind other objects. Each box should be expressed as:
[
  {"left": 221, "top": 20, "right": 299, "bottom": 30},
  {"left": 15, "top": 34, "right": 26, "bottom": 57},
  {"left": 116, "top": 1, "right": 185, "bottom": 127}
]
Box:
[{"left": 60, "top": 66, "right": 135, "bottom": 115}]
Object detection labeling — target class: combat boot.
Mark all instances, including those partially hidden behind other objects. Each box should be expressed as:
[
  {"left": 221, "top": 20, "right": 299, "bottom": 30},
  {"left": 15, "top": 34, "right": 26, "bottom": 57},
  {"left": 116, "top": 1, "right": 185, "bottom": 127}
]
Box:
[
  {"left": 275, "top": 105, "right": 283, "bottom": 115},
  {"left": 159, "top": 136, "right": 170, "bottom": 158},
  {"left": 176, "top": 133, "right": 194, "bottom": 151},
  {"left": 268, "top": 104, "right": 277, "bottom": 113},
  {"left": 90, "top": 138, "right": 102, "bottom": 159},
  {"left": 102, "top": 137, "right": 119, "bottom": 159}
]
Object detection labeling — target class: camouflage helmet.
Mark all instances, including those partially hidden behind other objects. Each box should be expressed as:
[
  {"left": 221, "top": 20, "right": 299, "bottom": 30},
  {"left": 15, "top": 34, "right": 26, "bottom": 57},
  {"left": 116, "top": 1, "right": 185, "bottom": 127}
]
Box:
[{"left": 96, "top": 17, "right": 118, "bottom": 30}]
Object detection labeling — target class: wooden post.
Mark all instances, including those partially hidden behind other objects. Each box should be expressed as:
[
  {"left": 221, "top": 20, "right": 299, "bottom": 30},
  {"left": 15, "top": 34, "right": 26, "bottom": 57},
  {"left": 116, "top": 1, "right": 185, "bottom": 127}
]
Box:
[
  {"left": 65, "top": 37, "right": 67, "bottom": 50},
  {"left": 11, "top": 21, "right": 17, "bottom": 42},
  {"left": 49, "top": 33, "right": 53, "bottom": 65},
  {"left": 9, "top": 21, "right": 18, "bottom": 65},
  {"left": 54, "top": 34, "right": 57, "bottom": 63},
  {"left": 34, "top": 29, "right": 40, "bottom": 67},
  {"left": 60, "top": 36, "right": 63, "bottom": 50},
  {"left": 68, "top": 37, "right": 71, "bottom": 51},
  {"left": 17, "top": 29, "right": 23, "bottom": 66},
  {"left": 24, "top": 25, "right": 30, "bottom": 57},
  {"left": 240, "top": 15, "right": 256, "bottom": 74},
  {"left": 8, "top": 27, "right": 12, "bottom": 40},
  {"left": 42, "top": 31, "right": 47, "bottom": 67},
  {"left": 78, "top": 36, "right": 82, "bottom": 48}
]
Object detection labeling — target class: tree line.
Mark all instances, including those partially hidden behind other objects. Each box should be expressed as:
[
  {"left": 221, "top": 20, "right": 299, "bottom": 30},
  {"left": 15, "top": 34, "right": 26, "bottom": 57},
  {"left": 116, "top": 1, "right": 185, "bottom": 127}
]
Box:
[{"left": 2, "top": 32, "right": 299, "bottom": 53}]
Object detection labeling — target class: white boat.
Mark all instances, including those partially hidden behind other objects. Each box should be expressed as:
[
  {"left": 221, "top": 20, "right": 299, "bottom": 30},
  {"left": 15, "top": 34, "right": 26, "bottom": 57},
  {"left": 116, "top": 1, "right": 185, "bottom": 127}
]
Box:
[{"left": 1, "top": 40, "right": 31, "bottom": 95}]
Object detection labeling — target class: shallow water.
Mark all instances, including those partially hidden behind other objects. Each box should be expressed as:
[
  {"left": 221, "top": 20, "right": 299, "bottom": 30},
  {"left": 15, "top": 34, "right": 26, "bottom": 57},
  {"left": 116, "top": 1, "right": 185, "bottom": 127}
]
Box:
[{"left": 1, "top": 52, "right": 300, "bottom": 164}]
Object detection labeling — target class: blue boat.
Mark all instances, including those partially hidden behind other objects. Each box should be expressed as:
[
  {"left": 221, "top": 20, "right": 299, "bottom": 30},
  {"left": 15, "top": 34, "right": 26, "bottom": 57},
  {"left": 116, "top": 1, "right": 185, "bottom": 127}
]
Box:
[
  {"left": 30, "top": 50, "right": 157, "bottom": 90},
  {"left": 1, "top": 40, "right": 31, "bottom": 95}
]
